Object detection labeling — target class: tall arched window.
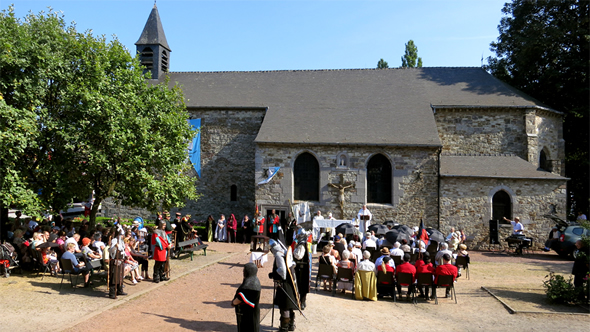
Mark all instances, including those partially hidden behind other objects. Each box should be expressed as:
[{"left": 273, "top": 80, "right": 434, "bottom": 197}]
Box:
[
  {"left": 294, "top": 152, "right": 319, "bottom": 201},
  {"left": 367, "top": 154, "right": 392, "bottom": 204},
  {"left": 492, "top": 190, "right": 512, "bottom": 224},
  {"left": 539, "top": 149, "right": 552, "bottom": 172},
  {"left": 230, "top": 185, "right": 237, "bottom": 202},
  {"left": 140, "top": 47, "right": 154, "bottom": 69}
]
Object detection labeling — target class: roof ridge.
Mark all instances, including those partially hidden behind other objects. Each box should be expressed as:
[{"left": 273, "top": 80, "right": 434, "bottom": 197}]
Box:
[{"left": 169, "top": 66, "right": 482, "bottom": 74}]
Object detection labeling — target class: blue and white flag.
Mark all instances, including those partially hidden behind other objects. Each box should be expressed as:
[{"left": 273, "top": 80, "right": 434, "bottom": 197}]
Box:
[{"left": 258, "top": 167, "right": 280, "bottom": 185}]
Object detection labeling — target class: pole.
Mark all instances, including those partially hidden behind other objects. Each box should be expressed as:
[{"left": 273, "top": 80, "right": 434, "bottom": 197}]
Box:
[{"left": 271, "top": 282, "right": 276, "bottom": 327}]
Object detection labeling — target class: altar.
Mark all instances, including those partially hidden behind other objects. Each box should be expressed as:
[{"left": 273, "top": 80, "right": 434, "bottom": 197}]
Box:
[{"left": 312, "top": 218, "right": 355, "bottom": 242}]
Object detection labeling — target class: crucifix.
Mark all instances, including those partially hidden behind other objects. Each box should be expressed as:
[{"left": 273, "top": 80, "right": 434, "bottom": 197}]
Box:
[{"left": 328, "top": 174, "right": 355, "bottom": 219}]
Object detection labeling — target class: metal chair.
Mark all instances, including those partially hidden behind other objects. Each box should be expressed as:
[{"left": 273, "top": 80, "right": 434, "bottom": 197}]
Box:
[
  {"left": 455, "top": 256, "right": 470, "bottom": 280},
  {"left": 334, "top": 267, "right": 355, "bottom": 298},
  {"left": 416, "top": 273, "right": 436, "bottom": 304},
  {"left": 435, "top": 274, "right": 457, "bottom": 304},
  {"left": 59, "top": 258, "right": 82, "bottom": 291},
  {"left": 33, "top": 250, "right": 52, "bottom": 280},
  {"left": 396, "top": 272, "right": 417, "bottom": 304},
  {"left": 376, "top": 270, "right": 396, "bottom": 302}
]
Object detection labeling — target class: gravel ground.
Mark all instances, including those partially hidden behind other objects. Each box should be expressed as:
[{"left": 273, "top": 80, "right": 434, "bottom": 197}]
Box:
[{"left": 1, "top": 245, "right": 589, "bottom": 332}]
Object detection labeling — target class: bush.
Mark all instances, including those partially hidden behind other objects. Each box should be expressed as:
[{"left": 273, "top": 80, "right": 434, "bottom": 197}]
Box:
[{"left": 543, "top": 272, "right": 577, "bottom": 304}]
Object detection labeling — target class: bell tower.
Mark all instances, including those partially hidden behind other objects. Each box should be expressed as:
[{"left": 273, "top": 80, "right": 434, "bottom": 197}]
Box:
[{"left": 135, "top": 4, "right": 171, "bottom": 80}]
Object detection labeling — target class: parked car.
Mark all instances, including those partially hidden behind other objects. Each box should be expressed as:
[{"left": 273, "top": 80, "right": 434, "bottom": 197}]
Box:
[{"left": 544, "top": 214, "right": 589, "bottom": 259}]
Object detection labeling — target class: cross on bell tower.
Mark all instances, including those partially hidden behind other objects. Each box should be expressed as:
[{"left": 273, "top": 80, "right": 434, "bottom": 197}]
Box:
[{"left": 135, "top": 4, "right": 171, "bottom": 80}]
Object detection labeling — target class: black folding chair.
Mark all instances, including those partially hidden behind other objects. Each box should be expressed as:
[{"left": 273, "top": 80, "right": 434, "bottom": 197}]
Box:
[
  {"left": 33, "top": 250, "right": 52, "bottom": 280},
  {"left": 376, "top": 270, "right": 396, "bottom": 302},
  {"left": 455, "top": 256, "right": 470, "bottom": 280},
  {"left": 315, "top": 257, "right": 335, "bottom": 292},
  {"left": 396, "top": 272, "right": 417, "bottom": 304},
  {"left": 59, "top": 258, "right": 82, "bottom": 291},
  {"left": 416, "top": 273, "right": 436, "bottom": 304},
  {"left": 334, "top": 267, "right": 355, "bottom": 298},
  {"left": 391, "top": 255, "right": 403, "bottom": 267},
  {"left": 436, "top": 275, "right": 457, "bottom": 304}
]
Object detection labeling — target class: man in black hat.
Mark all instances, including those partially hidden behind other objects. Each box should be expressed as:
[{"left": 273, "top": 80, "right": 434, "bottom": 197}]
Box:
[{"left": 269, "top": 239, "right": 299, "bottom": 332}]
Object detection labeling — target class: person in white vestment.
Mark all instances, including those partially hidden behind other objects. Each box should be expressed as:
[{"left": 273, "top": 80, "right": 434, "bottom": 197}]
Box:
[{"left": 356, "top": 205, "right": 372, "bottom": 232}]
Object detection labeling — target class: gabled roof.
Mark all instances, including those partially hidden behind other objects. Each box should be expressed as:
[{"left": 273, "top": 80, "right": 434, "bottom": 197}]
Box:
[
  {"left": 440, "top": 155, "right": 567, "bottom": 180},
  {"left": 164, "top": 67, "right": 550, "bottom": 146},
  {"left": 135, "top": 4, "right": 170, "bottom": 51}
]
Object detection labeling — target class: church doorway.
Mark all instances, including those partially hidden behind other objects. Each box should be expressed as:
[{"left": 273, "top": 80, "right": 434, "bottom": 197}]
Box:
[{"left": 492, "top": 190, "right": 512, "bottom": 224}]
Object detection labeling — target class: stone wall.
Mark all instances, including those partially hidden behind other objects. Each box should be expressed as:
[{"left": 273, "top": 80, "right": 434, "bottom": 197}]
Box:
[
  {"left": 533, "top": 110, "right": 565, "bottom": 176},
  {"left": 435, "top": 108, "right": 528, "bottom": 159},
  {"left": 440, "top": 177, "right": 567, "bottom": 250},
  {"left": 255, "top": 144, "right": 440, "bottom": 227}
]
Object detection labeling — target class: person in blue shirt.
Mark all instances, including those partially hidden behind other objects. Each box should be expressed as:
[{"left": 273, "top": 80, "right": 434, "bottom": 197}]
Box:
[{"left": 62, "top": 242, "right": 91, "bottom": 287}]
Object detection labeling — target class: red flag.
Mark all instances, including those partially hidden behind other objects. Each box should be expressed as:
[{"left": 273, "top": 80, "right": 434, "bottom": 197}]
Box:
[{"left": 418, "top": 219, "right": 429, "bottom": 243}]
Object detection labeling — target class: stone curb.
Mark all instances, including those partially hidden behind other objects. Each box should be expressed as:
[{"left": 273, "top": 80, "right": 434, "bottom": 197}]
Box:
[{"left": 56, "top": 250, "right": 243, "bottom": 332}]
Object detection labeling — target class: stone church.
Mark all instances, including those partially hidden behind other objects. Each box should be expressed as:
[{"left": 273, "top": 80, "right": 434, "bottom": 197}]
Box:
[{"left": 106, "top": 5, "right": 568, "bottom": 249}]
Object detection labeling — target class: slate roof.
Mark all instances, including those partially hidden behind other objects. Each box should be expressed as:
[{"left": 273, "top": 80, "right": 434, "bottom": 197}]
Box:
[
  {"left": 440, "top": 155, "right": 567, "bottom": 180},
  {"left": 164, "top": 67, "right": 550, "bottom": 146},
  {"left": 135, "top": 5, "right": 170, "bottom": 51}
]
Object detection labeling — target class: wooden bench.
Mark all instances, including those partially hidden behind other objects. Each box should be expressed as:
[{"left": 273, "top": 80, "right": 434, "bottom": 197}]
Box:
[{"left": 177, "top": 238, "right": 208, "bottom": 261}]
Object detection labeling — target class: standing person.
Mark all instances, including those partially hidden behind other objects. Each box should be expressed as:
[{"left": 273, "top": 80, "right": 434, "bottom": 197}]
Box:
[
  {"left": 215, "top": 214, "right": 227, "bottom": 242},
  {"left": 241, "top": 215, "right": 251, "bottom": 244},
  {"left": 176, "top": 215, "right": 196, "bottom": 255},
  {"left": 268, "top": 239, "right": 299, "bottom": 332},
  {"left": 108, "top": 224, "right": 127, "bottom": 298},
  {"left": 255, "top": 213, "right": 265, "bottom": 235},
  {"left": 577, "top": 211, "right": 587, "bottom": 221},
  {"left": 162, "top": 211, "right": 173, "bottom": 234},
  {"left": 285, "top": 212, "right": 297, "bottom": 247},
  {"left": 172, "top": 212, "right": 182, "bottom": 229},
  {"left": 293, "top": 232, "right": 311, "bottom": 309},
  {"left": 445, "top": 227, "right": 456, "bottom": 242},
  {"left": 227, "top": 214, "right": 237, "bottom": 243},
  {"left": 572, "top": 240, "right": 589, "bottom": 302},
  {"left": 356, "top": 204, "right": 372, "bottom": 232},
  {"left": 232, "top": 263, "right": 261, "bottom": 332},
  {"left": 152, "top": 220, "right": 170, "bottom": 283},
  {"left": 205, "top": 215, "right": 215, "bottom": 242},
  {"left": 268, "top": 209, "right": 279, "bottom": 240}
]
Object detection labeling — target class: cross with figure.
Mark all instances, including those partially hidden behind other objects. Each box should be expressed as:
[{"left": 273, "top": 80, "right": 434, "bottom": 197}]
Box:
[{"left": 328, "top": 174, "right": 355, "bottom": 219}]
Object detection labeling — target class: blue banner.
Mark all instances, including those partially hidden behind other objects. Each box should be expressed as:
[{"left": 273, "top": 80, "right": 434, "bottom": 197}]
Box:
[{"left": 188, "top": 119, "right": 201, "bottom": 177}]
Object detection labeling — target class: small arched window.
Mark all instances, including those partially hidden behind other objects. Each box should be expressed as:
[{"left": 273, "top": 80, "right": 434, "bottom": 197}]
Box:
[
  {"left": 539, "top": 149, "right": 552, "bottom": 172},
  {"left": 367, "top": 154, "right": 392, "bottom": 204},
  {"left": 230, "top": 185, "right": 237, "bottom": 202},
  {"left": 294, "top": 152, "right": 319, "bottom": 201},
  {"left": 492, "top": 190, "right": 512, "bottom": 224}
]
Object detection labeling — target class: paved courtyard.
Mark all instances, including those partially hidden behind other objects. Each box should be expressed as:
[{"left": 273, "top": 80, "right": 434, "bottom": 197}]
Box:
[{"left": 1, "top": 242, "right": 588, "bottom": 331}]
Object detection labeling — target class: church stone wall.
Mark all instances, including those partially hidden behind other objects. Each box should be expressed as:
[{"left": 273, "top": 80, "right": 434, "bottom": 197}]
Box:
[
  {"left": 255, "top": 144, "right": 439, "bottom": 228},
  {"left": 435, "top": 108, "right": 527, "bottom": 159},
  {"left": 440, "top": 177, "right": 567, "bottom": 250},
  {"left": 533, "top": 110, "right": 565, "bottom": 176}
]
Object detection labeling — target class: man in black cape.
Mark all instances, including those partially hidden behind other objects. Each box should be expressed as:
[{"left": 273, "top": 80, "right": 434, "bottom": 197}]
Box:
[
  {"left": 232, "top": 263, "right": 261, "bottom": 332},
  {"left": 269, "top": 239, "right": 299, "bottom": 332},
  {"left": 293, "top": 231, "right": 311, "bottom": 310}
]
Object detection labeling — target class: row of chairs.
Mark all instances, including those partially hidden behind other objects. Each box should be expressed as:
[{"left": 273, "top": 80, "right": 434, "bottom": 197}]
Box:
[{"left": 316, "top": 259, "right": 458, "bottom": 304}]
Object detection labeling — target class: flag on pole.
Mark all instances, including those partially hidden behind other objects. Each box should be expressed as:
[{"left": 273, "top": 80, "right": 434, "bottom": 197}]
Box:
[
  {"left": 418, "top": 219, "right": 429, "bottom": 243},
  {"left": 257, "top": 167, "right": 280, "bottom": 185}
]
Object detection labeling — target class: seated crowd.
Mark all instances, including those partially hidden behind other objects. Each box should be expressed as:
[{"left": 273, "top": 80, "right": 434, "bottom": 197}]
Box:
[{"left": 318, "top": 229, "right": 470, "bottom": 301}]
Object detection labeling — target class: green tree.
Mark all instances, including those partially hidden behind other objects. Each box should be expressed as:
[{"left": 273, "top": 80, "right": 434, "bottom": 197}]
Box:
[
  {"left": 0, "top": 6, "right": 199, "bottom": 229},
  {"left": 377, "top": 58, "right": 389, "bottom": 69},
  {"left": 401, "top": 40, "right": 423, "bottom": 68},
  {"left": 486, "top": 0, "right": 589, "bottom": 216}
]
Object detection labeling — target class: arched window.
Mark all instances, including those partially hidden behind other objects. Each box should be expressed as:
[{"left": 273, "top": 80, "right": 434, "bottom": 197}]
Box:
[
  {"left": 294, "top": 152, "right": 319, "bottom": 201},
  {"left": 539, "top": 149, "right": 552, "bottom": 172},
  {"left": 230, "top": 185, "right": 237, "bottom": 202},
  {"left": 492, "top": 190, "right": 512, "bottom": 224},
  {"left": 140, "top": 47, "right": 153, "bottom": 69},
  {"left": 367, "top": 154, "right": 392, "bottom": 204}
]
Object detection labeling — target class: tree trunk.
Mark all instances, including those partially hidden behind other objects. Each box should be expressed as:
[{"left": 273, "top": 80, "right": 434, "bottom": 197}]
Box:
[
  {"left": 89, "top": 198, "right": 102, "bottom": 230},
  {"left": 0, "top": 206, "right": 8, "bottom": 242}
]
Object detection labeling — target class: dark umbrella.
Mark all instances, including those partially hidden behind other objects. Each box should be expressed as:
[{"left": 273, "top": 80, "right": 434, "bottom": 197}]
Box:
[
  {"left": 426, "top": 228, "right": 445, "bottom": 243},
  {"left": 335, "top": 223, "right": 356, "bottom": 235},
  {"left": 37, "top": 241, "right": 59, "bottom": 248},
  {"left": 383, "top": 220, "right": 397, "bottom": 227},
  {"left": 368, "top": 224, "right": 389, "bottom": 235},
  {"left": 385, "top": 230, "right": 410, "bottom": 244}
]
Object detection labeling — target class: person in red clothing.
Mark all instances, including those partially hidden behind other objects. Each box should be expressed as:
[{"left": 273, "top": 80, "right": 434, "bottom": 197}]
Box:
[
  {"left": 376, "top": 256, "right": 395, "bottom": 299},
  {"left": 396, "top": 253, "right": 416, "bottom": 298},
  {"left": 152, "top": 220, "right": 170, "bottom": 283},
  {"left": 416, "top": 252, "right": 435, "bottom": 299},
  {"left": 434, "top": 253, "right": 458, "bottom": 298}
]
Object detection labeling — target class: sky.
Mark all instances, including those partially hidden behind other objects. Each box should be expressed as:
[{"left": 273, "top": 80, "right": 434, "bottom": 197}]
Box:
[{"left": 3, "top": 0, "right": 510, "bottom": 72}]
